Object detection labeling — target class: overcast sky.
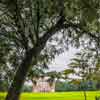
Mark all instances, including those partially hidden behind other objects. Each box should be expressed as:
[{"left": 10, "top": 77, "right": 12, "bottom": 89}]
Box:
[{"left": 48, "top": 47, "right": 80, "bottom": 72}]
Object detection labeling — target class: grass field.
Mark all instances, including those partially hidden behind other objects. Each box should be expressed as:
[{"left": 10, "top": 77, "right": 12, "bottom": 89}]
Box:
[{"left": 0, "top": 91, "right": 100, "bottom": 100}]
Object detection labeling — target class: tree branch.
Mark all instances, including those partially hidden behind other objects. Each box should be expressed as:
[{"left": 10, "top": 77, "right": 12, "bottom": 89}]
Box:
[
  {"left": 14, "top": 1, "right": 29, "bottom": 50},
  {"left": 64, "top": 22, "right": 100, "bottom": 40},
  {"left": 35, "top": 0, "right": 40, "bottom": 40},
  {"left": 39, "top": 15, "right": 66, "bottom": 48}
]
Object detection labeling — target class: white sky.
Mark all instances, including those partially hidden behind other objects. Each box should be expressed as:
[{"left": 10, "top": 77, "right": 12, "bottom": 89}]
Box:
[
  {"left": 48, "top": 47, "right": 80, "bottom": 72},
  {"left": 48, "top": 47, "right": 82, "bottom": 79}
]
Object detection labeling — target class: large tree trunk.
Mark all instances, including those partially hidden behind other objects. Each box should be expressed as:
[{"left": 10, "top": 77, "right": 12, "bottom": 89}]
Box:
[
  {"left": 5, "top": 14, "right": 65, "bottom": 100},
  {"left": 5, "top": 50, "right": 34, "bottom": 100}
]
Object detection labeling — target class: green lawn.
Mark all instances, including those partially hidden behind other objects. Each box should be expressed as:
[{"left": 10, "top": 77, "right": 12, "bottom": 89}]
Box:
[{"left": 0, "top": 91, "right": 100, "bottom": 100}]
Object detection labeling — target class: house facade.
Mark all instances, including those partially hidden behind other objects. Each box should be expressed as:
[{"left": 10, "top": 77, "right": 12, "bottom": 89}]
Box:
[{"left": 32, "top": 76, "right": 55, "bottom": 92}]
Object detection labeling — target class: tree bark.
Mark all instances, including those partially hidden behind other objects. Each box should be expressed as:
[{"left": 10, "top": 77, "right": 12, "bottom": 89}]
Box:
[{"left": 5, "top": 50, "right": 34, "bottom": 100}]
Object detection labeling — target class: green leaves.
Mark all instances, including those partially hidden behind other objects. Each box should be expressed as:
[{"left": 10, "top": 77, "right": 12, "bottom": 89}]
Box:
[
  {"left": 28, "top": 67, "right": 45, "bottom": 79},
  {"left": 96, "top": 58, "right": 100, "bottom": 69},
  {"left": 63, "top": 69, "right": 75, "bottom": 75}
]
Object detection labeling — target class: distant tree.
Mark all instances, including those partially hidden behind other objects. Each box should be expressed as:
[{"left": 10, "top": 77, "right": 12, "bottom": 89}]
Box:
[
  {"left": 92, "top": 57, "right": 100, "bottom": 90},
  {"left": 69, "top": 51, "right": 91, "bottom": 100}
]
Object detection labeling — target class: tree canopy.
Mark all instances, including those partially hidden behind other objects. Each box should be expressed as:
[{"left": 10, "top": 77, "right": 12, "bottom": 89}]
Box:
[{"left": 0, "top": 0, "right": 100, "bottom": 100}]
